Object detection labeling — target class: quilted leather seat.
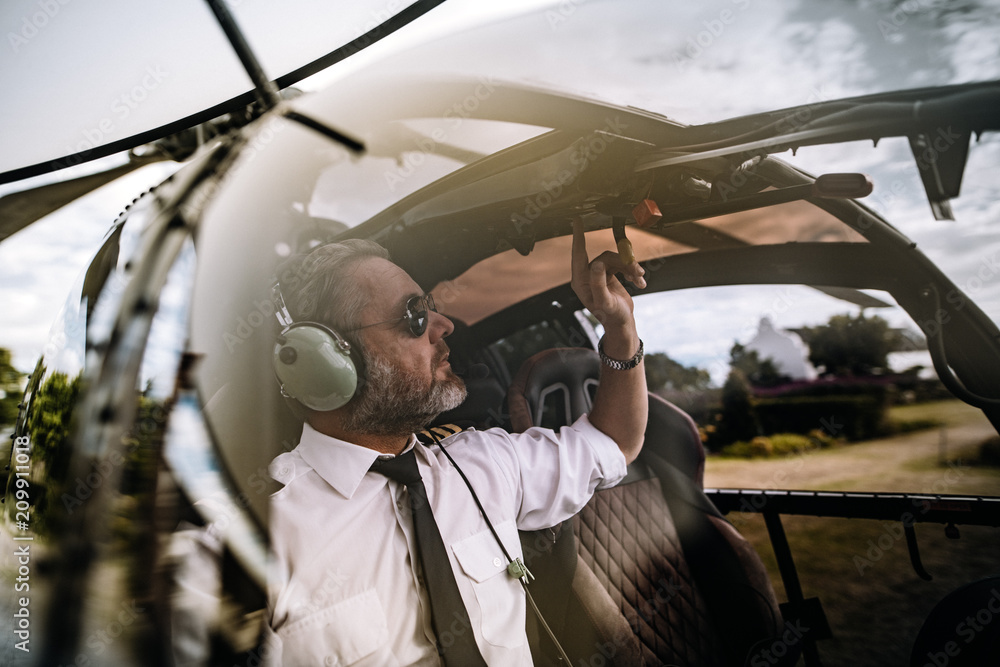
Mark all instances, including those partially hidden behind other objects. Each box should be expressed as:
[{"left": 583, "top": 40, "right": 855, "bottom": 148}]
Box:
[{"left": 508, "top": 348, "right": 788, "bottom": 667}]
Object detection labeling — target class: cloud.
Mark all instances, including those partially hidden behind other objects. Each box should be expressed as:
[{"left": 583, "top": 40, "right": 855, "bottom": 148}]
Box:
[
  {"left": 2, "top": 0, "right": 998, "bottom": 385},
  {"left": 0, "top": 161, "right": 178, "bottom": 370}
]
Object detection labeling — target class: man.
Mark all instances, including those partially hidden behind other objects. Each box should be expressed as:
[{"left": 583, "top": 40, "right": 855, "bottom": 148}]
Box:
[{"left": 267, "top": 220, "right": 648, "bottom": 665}]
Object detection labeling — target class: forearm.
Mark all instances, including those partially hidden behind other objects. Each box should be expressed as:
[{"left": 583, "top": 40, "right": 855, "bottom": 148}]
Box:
[
  {"left": 587, "top": 323, "right": 648, "bottom": 464},
  {"left": 568, "top": 219, "right": 648, "bottom": 463}
]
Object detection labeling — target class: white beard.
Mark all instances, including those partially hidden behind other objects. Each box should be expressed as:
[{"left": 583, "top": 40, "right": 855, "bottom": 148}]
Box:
[{"left": 342, "top": 349, "right": 467, "bottom": 436}]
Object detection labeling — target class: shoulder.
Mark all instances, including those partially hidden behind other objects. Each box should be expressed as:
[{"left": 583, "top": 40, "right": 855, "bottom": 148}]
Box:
[
  {"left": 415, "top": 423, "right": 466, "bottom": 446},
  {"left": 268, "top": 450, "right": 313, "bottom": 492},
  {"left": 418, "top": 424, "right": 518, "bottom": 457}
]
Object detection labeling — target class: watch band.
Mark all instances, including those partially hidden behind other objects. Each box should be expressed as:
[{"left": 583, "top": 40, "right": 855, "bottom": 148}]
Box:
[{"left": 598, "top": 337, "right": 644, "bottom": 371}]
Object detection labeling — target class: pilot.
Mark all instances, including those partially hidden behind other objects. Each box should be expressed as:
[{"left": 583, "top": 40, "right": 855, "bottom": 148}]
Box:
[{"left": 266, "top": 220, "right": 648, "bottom": 666}]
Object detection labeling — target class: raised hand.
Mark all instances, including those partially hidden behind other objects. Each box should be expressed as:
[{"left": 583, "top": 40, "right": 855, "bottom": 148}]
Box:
[{"left": 570, "top": 218, "right": 646, "bottom": 333}]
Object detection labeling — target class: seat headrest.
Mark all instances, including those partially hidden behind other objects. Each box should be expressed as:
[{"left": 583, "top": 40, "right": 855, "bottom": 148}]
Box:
[
  {"left": 508, "top": 346, "right": 707, "bottom": 486},
  {"left": 508, "top": 348, "right": 601, "bottom": 432}
]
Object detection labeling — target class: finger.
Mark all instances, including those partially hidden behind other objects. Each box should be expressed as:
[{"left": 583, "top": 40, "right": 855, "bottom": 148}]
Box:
[
  {"left": 612, "top": 254, "right": 646, "bottom": 289},
  {"left": 588, "top": 250, "right": 647, "bottom": 289},
  {"left": 588, "top": 259, "right": 609, "bottom": 311},
  {"left": 625, "top": 262, "right": 647, "bottom": 289},
  {"left": 571, "top": 218, "right": 590, "bottom": 287}
]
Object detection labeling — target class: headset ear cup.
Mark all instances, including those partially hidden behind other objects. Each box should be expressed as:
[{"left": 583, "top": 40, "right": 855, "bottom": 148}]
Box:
[{"left": 272, "top": 323, "right": 358, "bottom": 411}]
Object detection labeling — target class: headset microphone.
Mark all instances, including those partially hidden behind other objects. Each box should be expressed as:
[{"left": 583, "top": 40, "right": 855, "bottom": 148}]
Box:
[{"left": 460, "top": 363, "right": 490, "bottom": 380}]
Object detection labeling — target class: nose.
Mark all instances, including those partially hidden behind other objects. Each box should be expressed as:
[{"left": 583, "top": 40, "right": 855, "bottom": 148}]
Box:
[{"left": 427, "top": 309, "right": 454, "bottom": 343}]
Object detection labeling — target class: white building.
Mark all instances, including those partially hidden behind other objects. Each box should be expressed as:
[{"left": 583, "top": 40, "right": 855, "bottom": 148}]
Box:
[{"left": 746, "top": 317, "right": 819, "bottom": 381}]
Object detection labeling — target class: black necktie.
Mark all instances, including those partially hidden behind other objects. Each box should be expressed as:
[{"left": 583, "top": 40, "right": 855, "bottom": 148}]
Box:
[{"left": 371, "top": 449, "right": 488, "bottom": 666}]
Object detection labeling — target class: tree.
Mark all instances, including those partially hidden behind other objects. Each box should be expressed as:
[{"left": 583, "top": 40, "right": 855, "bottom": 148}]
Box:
[
  {"left": 644, "top": 352, "right": 711, "bottom": 392},
  {"left": 28, "top": 370, "right": 82, "bottom": 480},
  {"left": 799, "top": 313, "right": 902, "bottom": 376},
  {"left": 0, "top": 348, "right": 25, "bottom": 428},
  {"left": 711, "top": 368, "right": 760, "bottom": 449},
  {"left": 729, "top": 342, "right": 787, "bottom": 388}
]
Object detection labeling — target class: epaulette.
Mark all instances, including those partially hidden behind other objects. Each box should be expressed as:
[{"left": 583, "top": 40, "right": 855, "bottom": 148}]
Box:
[{"left": 416, "top": 423, "right": 464, "bottom": 446}]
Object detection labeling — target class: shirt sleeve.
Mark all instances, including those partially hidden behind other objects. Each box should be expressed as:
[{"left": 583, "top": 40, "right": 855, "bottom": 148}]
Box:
[{"left": 482, "top": 413, "right": 628, "bottom": 532}]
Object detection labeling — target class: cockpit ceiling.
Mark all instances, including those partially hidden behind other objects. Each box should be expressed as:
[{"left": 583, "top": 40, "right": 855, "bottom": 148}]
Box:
[
  {"left": 434, "top": 200, "right": 866, "bottom": 326},
  {"left": 697, "top": 198, "right": 868, "bottom": 247},
  {"left": 432, "top": 227, "right": 685, "bottom": 325}
]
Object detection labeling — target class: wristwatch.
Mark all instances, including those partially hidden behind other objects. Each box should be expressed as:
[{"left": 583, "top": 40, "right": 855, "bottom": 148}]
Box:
[{"left": 598, "top": 336, "right": 644, "bottom": 371}]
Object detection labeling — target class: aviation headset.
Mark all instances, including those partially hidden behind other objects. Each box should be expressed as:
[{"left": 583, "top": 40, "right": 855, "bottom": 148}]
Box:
[{"left": 270, "top": 282, "right": 362, "bottom": 411}]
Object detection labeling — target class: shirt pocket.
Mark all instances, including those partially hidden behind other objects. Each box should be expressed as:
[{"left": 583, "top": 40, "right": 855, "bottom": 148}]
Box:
[
  {"left": 276, "top": 589, "right": 392, "bottom": 666},
  {"left": 451, "top": 520, "right": 525, "bottom": 649}
]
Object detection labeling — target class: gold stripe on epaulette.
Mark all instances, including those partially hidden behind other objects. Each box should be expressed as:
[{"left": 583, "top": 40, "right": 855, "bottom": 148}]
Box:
[{"left": 416, "top": 423, "right": 464, "bottom": 445}]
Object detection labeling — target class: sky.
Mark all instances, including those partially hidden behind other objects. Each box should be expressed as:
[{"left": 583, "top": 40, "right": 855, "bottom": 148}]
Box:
[{"left": 1, "top": 0, "right": 999, "bottom": 384}]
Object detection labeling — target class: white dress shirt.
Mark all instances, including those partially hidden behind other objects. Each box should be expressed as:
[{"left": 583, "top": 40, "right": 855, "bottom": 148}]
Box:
[{"left": 266, "top": 414, "right": 626, "bottom": 666}]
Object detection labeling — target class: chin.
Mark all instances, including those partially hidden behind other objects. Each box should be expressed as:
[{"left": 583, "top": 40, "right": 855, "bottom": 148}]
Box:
[
  {"left": 435, "top": 376, "right": 468, "bottom": 412},
  {"left": 437, "top": 366, "right": 464, "bottom": 386}
]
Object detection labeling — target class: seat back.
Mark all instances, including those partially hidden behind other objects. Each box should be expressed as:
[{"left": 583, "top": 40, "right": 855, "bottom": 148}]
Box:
[
  {"left": 508, "top": 347, "right": 600, "bottom": 431},
  {"left": 507, "top": 348, "right": 705, "bottom": 482},
  {"left": 509, "top": 347, "right": 787, "bottom": 667}
]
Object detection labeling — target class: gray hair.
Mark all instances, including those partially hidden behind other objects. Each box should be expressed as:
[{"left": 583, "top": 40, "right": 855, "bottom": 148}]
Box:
[{"left": 279, "top": 239, "right": 389, "bottom": 333}]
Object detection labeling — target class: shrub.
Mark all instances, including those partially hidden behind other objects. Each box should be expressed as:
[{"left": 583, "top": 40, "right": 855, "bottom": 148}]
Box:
[
  {"left": 978, "top": 436, "right": 1000, "bottom": 467},
  {"left": 807, "top": 428, "right": 840, "bottom": 448},
  {"left": 720, "top": 439, "right": 763, "bottom": 458},
  {"left": 755, "top": 394, "right": 888, "bottom": 441},
  {"left": 769, "top": 433, "right": 817, "bottom": 455},
  {"left": 749, "top": 436, "right": 774, "bottom": 457},
  {"left": 720, "top": 434, "right": 817, "bottom": 458}
]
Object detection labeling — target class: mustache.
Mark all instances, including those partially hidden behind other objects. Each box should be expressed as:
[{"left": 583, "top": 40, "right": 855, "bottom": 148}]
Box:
[{"left": 433, "top": 343, "right": 450, "bottom": 367}]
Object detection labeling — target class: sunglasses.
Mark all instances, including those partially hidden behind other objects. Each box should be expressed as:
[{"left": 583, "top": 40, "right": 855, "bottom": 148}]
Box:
[{"left": 349, "top": 294, "right": 437, "bottom": 337}]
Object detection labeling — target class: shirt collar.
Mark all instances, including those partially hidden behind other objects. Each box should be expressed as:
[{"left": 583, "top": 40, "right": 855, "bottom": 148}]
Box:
[{"left": 295, "top": 423, "right": 418, "bottom": 499}]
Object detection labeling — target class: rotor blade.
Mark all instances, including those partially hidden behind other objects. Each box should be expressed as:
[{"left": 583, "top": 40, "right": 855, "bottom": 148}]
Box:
[
  {"left": 0, "top": 155, "right": 165, "bottom": 242},
  {"left": 366, "top": 123, "right": 487, "bottom": 165},
  {"left": 810, "top": 285, "right": 892, "bottom": 308}
]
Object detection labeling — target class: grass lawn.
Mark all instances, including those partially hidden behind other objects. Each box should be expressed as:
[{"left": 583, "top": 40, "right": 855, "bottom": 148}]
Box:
[
  {"left": 888, "top": 400, "right": 991, "bottom": 428},
  {"left": 704, "top": 400, "right": 1000, "bottom": 666}
]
